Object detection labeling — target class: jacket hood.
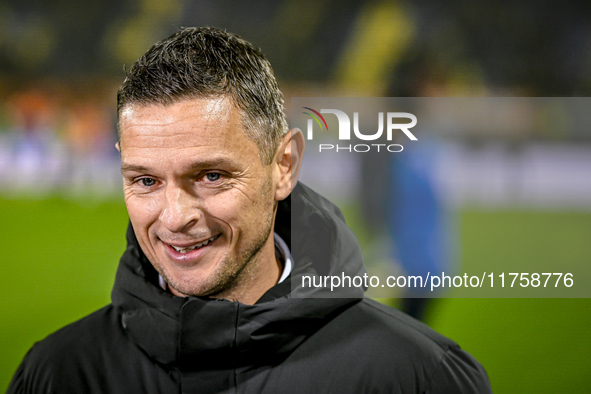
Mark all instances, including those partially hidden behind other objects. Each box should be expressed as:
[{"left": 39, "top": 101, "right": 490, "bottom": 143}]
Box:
[
  {"left": 287, "top": 183, "right": 367, "bottom": 298},
  {"left": 111, "top": 182, "right": 365, "bottom": 369}
]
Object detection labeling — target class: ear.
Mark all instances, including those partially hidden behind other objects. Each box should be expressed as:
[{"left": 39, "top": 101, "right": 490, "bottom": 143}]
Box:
[
  {"left": 115, "top": 142, "right": 121, "bottom": 152},
  {"left": 274, "top": 128, "right": 305, "bottom": 201}
]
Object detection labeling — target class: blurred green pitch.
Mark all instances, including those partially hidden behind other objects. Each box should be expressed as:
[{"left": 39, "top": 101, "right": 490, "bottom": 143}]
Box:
[
  {"left": 1, "top": 198, "right": 590, "bottom": 393},
  {"left": 1, "top": 197, "right": 128, "bottom": 390}
]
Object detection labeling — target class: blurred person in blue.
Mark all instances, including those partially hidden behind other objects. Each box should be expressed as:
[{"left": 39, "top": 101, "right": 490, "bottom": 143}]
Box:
[
  {"left": 388, "top": 138, "right": 454, "bottom": 320},
  {"left": 360, "top": 58, "right": 457, "bottom": 322},
  {"left": 361, "top": 141, "right": 452, "bottom": 321},
  {"left": 8, "top": 27, "right": 491, "bottom": 394}
]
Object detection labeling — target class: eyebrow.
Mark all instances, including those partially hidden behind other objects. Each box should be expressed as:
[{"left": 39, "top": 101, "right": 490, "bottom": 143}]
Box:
[
  {"left": 121, "top": 157, "right": 239, "bottom": 174},
  {"left": 121, "top": 164, "right": 151, "bottom": 174}
]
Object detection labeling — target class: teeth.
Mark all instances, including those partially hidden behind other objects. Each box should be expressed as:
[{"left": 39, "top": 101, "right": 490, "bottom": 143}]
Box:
[{"left": 171, "top": 236, "right": 217, "bottom": 253}]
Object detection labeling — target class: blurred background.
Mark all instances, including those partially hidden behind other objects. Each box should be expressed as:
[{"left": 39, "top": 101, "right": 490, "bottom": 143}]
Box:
[{"left": 1, "top": 0, "right": 590, "bottom": 392}]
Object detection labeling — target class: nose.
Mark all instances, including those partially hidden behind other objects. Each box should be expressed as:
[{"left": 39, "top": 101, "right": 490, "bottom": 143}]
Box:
[{"left": 160, "top": 184, "right": 200, "bottom": 232}]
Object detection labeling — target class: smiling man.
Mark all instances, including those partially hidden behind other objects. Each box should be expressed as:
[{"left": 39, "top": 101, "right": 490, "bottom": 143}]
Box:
[
  {"left": 8, "top": 27, "right": 492, "bottom": 393},
  {"left": 119, "top": 97, "right": 289, "bottom": 304}
]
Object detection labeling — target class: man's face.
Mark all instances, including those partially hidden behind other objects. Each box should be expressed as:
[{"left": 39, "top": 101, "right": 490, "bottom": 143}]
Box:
[{"left": 119, "top": 97, "right": 278, "bottom": 298}]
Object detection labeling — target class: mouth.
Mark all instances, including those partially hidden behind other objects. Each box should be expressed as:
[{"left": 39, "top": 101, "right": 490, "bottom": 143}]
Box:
[{"left": 167, "top": 234, "right": 221, "bottom": 254}]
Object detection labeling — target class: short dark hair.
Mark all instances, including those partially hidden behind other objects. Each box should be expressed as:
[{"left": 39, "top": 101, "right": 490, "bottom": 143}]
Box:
[{"left": 117, "top": 27, "right": 288, "bottom": 164}]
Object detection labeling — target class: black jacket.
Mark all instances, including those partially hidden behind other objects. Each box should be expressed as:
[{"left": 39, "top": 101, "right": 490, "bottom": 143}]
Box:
[{"left": 8, "top": 183, "right": 492, "bottom": 393}]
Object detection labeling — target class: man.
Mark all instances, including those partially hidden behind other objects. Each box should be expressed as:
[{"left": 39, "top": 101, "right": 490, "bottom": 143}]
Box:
[{"left": 8, "top": 27, "right": 492, "bottom": 393}]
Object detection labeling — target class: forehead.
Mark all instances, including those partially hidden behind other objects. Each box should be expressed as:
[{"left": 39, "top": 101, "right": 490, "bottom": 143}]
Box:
[
  {"left": 120, "top": 97, "right": 241, "bottom": 142},
  {"left": 118, "top": 97, "right": 263, "bottom": 171}
]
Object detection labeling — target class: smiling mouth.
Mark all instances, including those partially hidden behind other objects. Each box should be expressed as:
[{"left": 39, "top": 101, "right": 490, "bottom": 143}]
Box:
[{"left": 169, "top": 234, "right": 220, "bottom": 254}]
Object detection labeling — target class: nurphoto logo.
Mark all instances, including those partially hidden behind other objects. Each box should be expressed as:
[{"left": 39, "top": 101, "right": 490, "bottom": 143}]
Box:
[{"left": 302, "top": 107, "right": 418, "bottom": 153}]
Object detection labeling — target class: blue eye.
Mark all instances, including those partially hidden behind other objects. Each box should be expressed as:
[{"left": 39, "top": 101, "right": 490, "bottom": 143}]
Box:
[
  {"left": 206, "top": 173, "right": 221, "bottom": 181},
  {"left": 140, "top": 178, "right": 156, "bottom": 187}
]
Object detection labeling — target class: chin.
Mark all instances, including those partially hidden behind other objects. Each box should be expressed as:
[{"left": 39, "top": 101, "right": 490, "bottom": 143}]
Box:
[{"left": 163, "top": 260, "right": 242, "bottom": 298}]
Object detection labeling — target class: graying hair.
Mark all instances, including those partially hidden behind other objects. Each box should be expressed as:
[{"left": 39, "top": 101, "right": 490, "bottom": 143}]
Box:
[{"left": 117, "top": 27, "right": 288, "bottom": 164}]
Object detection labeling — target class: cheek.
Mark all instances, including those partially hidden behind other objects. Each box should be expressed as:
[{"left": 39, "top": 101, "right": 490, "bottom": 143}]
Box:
[
  {"left": 236, "top": 184, "right": 274, "bottom": 227},
  {"left": 125, "top": 196, "right": 161, "bottom": 230},
  {"left": 201, "top": 189, "right": 262, "bottom": 231},
  {"left": 201, "top": 192, "right": 245, "bottom": 224}
]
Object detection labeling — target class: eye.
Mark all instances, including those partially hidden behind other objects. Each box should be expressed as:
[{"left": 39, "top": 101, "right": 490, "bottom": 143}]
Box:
[
  {"left": 205, "top": 172, "right": 221, "bottom": 182},
  {"left": 139, "top": 178, "right": 157, "bottom": 187}
]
